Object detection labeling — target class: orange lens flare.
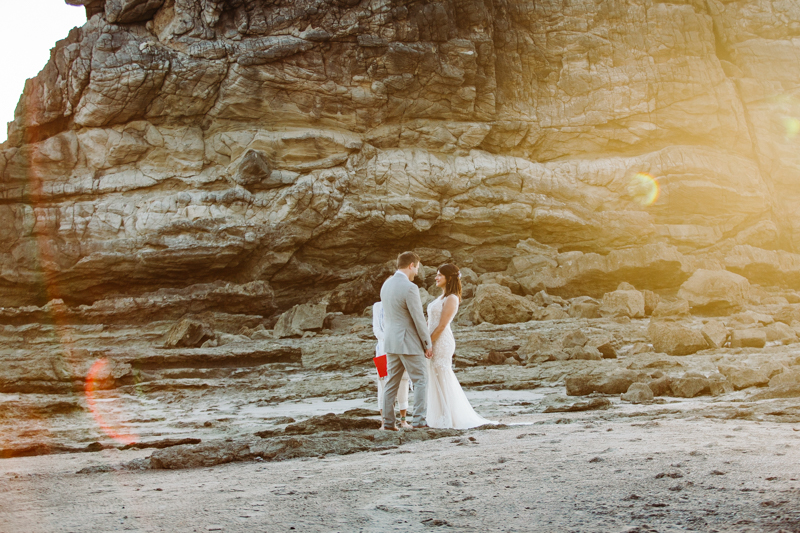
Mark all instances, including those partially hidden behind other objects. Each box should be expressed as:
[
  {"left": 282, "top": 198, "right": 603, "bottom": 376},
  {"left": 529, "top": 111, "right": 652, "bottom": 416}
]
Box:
[
  {"left": 627, "top": 172, "right": 660, "bottom": 206},
  {"left": 85, "top": 358, "right": 137, "bottom": 445}
]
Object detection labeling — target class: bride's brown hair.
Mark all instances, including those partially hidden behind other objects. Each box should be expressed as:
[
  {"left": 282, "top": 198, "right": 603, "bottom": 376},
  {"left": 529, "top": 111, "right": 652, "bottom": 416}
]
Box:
[{"left": 438, "top": 263, "right": 462, "bottom": 301}]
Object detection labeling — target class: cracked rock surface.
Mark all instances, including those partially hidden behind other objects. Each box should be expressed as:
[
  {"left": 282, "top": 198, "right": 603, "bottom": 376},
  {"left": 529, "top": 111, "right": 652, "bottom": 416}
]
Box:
[{"left": 1, "top": 0, "right": 800, "bottom": 311}]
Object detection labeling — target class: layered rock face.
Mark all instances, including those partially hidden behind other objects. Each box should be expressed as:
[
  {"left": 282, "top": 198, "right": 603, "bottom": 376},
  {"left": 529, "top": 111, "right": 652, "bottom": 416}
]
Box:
[{"left": 1, "top": 0, "right": 799, "bottom": 312}]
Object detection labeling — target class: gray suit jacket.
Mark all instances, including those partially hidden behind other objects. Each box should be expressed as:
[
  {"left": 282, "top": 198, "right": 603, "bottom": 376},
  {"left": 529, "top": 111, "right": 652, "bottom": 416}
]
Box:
[{"left": 380, "top": 271, "right": 432, "bottom": 356}]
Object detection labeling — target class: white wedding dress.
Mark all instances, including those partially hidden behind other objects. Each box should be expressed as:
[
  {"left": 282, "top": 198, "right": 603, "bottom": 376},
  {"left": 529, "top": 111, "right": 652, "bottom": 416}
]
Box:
[{"left": 426, "top": 296, "right": 495, "bottom": 429}]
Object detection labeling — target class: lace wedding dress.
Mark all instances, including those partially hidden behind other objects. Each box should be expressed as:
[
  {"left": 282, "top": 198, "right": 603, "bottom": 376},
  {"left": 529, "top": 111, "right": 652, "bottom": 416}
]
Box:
[{"left": 426, "top": 296, "right": 495, "bottom": 429}]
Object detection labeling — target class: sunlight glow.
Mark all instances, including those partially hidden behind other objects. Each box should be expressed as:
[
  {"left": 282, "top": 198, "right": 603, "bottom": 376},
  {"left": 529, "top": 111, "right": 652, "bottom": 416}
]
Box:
[
  {"left": 85, "top": 358, "right": 137, "bottom": 445},
  {"left": 627, "top": 172, "right": 660, "bottom": 206}
]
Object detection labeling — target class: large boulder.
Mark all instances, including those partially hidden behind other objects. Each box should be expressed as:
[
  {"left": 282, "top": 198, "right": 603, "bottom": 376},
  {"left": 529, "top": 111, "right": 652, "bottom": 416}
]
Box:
[
  {"left": 565, "top": 370, "right": 646, "bottom": 396},
  {"left": 520, "top": 333, "right": 568, "bottom": 363},
  {"left": 717, "top": 365, "right": 769, "bottom": 390},
  {"left": 764, "top": 322, "right": 797, "bottom": 344},
  {"left": 729, "top": 329, "right": 767, "bottom": 349},
  {"left": 669, "top": 373, "right": 710, "bottom": 398},
  {"left": 647, "top": 321, "right": 708, "bottom": 355},
  {"left": 769, "top": 370, "right": 800, "bottom": 389},
  {"left": 470, "top": 284, "right": 539, "bottom": 325},
  {"left": 561, "top": 330, "right": 589, "bottom": 349},
  {"left": 568, "top": 297, "right": 601, "bottom": 319},
  {"left": 599, "top": 290, "right": 645, "bottom": 319},
  {"left": 274, "top": 303, "right": 328, "bottom": 339},
  {"left": 677, "top": 269, "right": 751, "bottom": 315},
  {"left": 647, "top": 376, "right": 671, "bottom": 396},
  {"left": 621, "top": 382, "right": 654, "bottom": 403}
]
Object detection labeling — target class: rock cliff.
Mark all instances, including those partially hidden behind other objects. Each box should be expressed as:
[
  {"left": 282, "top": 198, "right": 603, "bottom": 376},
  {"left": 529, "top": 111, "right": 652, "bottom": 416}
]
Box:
[{"left": 1, "top": 0, "right": 800, "bottom": 313}]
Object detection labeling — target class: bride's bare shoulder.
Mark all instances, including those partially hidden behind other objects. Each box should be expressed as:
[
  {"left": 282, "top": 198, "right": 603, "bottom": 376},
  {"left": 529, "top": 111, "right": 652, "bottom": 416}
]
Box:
[{"left": 444, "top": 294, "right": 460, "bottom": 305}]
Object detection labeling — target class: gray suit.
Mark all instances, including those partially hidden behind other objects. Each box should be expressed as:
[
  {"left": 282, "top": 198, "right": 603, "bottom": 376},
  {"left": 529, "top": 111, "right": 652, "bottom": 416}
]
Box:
[{"left": 380, "top": 271, "right": 432, "bottom": 427}]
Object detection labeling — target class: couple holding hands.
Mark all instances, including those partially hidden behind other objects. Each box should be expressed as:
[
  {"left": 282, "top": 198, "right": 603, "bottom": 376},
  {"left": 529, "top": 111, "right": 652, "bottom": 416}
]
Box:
[{"left": 372, "top": 252, "right": 494, "bottom": 431}]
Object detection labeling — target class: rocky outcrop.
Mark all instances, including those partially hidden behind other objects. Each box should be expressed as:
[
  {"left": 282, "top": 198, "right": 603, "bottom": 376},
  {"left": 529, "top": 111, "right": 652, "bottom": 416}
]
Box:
[
  {"left": 1, "top": 0, "right": 799, "bottom": 313},
  {"left": 678, "top": 270, "right": 751, "bottom": 315},
  {"left": 470, "top": 284, "right": 538, "bottom": 325},
  {"left": 5, "top": 1, "right": 800, "bottom": 467}
]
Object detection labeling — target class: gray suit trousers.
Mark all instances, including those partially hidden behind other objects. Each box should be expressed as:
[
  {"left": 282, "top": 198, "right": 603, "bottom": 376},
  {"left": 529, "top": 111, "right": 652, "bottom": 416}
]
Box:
[{"left": 382, "top": 352, "right": 428, "bottom": 427}]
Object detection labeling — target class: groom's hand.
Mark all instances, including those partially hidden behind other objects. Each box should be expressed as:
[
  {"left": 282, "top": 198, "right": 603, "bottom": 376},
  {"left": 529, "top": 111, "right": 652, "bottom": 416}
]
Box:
[{"left": 424, "top": 348, "right": 433, "bottom": 359}]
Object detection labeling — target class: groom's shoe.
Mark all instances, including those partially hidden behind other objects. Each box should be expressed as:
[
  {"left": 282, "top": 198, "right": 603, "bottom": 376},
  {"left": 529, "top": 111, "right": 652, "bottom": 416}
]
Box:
[
  {"left": 380, "top": 425, "right": 398, "bottom": 431},
  {"left": 411, "top": 424, "right": 430, "bottom": 429}
]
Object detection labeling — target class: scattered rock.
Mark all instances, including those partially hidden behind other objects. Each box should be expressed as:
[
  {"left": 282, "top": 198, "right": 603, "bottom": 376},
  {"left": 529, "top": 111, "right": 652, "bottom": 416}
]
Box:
[
  {"left": 717, "top": 365, "right": 769, "bottom": 390},
  {"left": 775, "top": 305, "right": 800, "bottom": 325},
  {"left": 600, "top": 290, "right": 645, "bottom": 318},
  {"left": 652, "top": 299, "right": 691, "bottom": 319},
  {"left": 561, "top": 330, "right": 589, "bottom": 349},
  {"left": 764, "top": 322, "right": 797, "bottom": 344},
  {"left": 122, "top": 438, "right": 202, "bottom": 450},
  {"left": 621, "top": 383, "right": 654, "bottom": 403},
  {"left": 729, "top": 329, "right": 767, "bottom": 349},
  {"left": 543, "top": 305, "right": 569, "bottom": 320},
  {"left": 647, "top": 376, "right": 671, "bottom": 396},
  {"left": 486, "top": 350, "right": 517, "bottom": 365},
  {"left": 642, "top": 290, "right": 661, "bottom": 316},
  {"left": 565, "top": 370, "right": 646, "bottom": 396},
  {"left": 518, "top": 332, "right": 549, "bottom": 360},
  {"left": 532, "top": 290, "right": 565, "bottom": 307},
  {"left": 677, "top": 269, "right": 750, "bottom": 315},
  {"left": 274, "top": 303, "right": 328, "bottom": 338},
  {"left": 568, "top": 297, "right": 601, "bottom": 319},
  {"left": 543, "top": 398, "right": 612, "bottom": 412},
  {"left": 567, "top": 346, "right": 603, "bottom": 361},
  {"left": 648, "top": 321, "right": 708, "bottom": 356},
  {"left": 163, "top": 318, "right": 215, "bottom": 349},
  {"left": 669, "top": 373, "right": 710, "bottom": 398},
  {"left": 470, "top": 284, "right": 538, "bottom": 325},
  {"left": 769, "top": 370, "right": 800, "bottom": 389},
  {"left": 624, "top": 342, "right": 654, "bottom": 356},
  {"left": 593, "top": 338, "right": 618, "bottom": 359},
  {"left": 701, "top": 320, "right": 729, "bottom": 349},
  {"left": 726, "top": 311, "right": 773, "bottom": 328},
  {"left": 282, "top": 413, "right": 380, "bottom": 435},
  {"left": 708, "top": 374, "right": 735, "bottom": 396}
]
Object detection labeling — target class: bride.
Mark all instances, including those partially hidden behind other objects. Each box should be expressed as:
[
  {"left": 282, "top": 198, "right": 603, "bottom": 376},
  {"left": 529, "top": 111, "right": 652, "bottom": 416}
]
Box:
[{"left": 426, "top": 263, "right": 495, "bottom": 429}]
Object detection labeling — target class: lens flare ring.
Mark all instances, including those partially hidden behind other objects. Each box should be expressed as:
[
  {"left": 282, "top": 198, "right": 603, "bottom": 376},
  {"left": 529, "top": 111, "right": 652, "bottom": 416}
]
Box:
[{"left": 627, "top": 172, "right": 660, "bottom": 207}]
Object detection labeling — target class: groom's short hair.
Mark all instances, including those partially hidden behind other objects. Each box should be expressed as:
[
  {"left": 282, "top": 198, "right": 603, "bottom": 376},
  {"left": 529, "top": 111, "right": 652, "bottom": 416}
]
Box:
[{"left": 397, "top": 251, "right": 420, "bottom": 269}]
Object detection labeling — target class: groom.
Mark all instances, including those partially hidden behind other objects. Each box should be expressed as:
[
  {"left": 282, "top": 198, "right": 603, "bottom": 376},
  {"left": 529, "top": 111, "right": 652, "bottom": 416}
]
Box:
[{"left": 380, "top": 251, "right": 433, "bottom": 430}]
